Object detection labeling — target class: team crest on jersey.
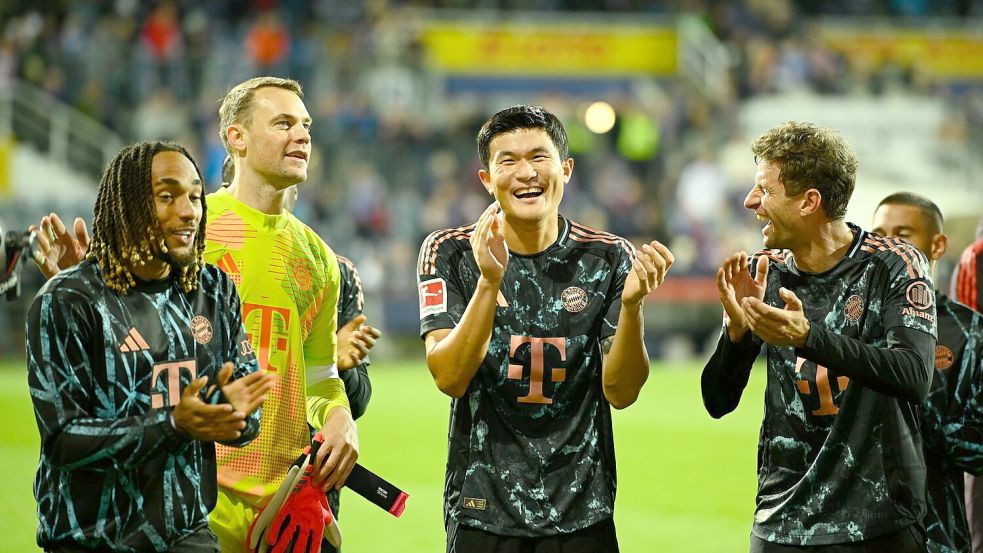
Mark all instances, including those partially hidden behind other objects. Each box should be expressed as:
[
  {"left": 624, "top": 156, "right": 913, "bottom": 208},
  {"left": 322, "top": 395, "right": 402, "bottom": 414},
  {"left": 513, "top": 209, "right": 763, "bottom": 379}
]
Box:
[
  {"left": 844, "top": 295, "right": 864, "bottom": 322},
  {"left": 191, "top": 316, "right": 213, "bottom": 344},
  {"left": 935, "top": 345, "right": 954, "bottom": 370},
  {"left": 561, "top": 286, "right": 588, "bottom": 313},
  {"left": 290, "top": 258, "right": 312, "bottom": 291},
  {"left": 419, "top": 278, "right": 447, "bottom": 318},
  {"left": 905, "top": 281, "right": 934, "bottom": 310}
]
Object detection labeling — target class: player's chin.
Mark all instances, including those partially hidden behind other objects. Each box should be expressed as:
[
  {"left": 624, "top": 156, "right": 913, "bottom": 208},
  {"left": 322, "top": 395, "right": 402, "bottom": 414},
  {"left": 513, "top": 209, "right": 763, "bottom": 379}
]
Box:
[
  {"left": 285, "top": 164, "right": 308, "bottom": 182},
  {"left": 164, "top": 246, "right": 198, "bottom": 268}
]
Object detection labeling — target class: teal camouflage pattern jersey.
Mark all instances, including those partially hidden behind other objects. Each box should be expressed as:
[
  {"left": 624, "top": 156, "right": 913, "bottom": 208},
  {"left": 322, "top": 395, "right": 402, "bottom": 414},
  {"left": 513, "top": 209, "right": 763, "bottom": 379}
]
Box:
[
  {"left": 26, "top": 259, "right": 260, "bottom": 552},
  {"left": 702, "top": 224, "right": 937, "bottom": 546},
  {"left": 417, "top": 215, "right": 633, "bottom": 537},
  {"left": 922, "top": 294, "right": 983, "bottom": 553}
]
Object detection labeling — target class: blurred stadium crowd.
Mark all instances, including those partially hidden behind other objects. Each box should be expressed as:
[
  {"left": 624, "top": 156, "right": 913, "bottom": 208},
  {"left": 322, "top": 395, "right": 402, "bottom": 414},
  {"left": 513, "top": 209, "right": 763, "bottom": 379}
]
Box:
[{"left": 1, "top": 0, "right": 981, "bottom": 354}]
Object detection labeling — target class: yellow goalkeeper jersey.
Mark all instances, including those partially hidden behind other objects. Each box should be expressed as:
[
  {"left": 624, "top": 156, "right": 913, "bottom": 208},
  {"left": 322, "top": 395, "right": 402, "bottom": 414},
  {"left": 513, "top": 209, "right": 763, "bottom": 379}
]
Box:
[{"left": 204, "top": 187, "right": 348, "bottom": 504}]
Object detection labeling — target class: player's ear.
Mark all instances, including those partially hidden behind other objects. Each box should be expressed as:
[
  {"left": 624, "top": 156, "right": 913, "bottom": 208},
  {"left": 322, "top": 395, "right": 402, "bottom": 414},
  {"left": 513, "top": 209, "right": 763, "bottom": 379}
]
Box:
[
  {"left": 929, "top": 232, "right": 948, "bottom": 261},
  {"left": 226, "top": 125, "right": 246, "bottom": 154},
  {"left": 799, "top": 188, "right": 822, "bottom": 217},
  {"left": 478, "top": 169, "right": 493, "bottom": 195},
  {"left": 561, "top": 157, "right": 574, "bottom": 182}
]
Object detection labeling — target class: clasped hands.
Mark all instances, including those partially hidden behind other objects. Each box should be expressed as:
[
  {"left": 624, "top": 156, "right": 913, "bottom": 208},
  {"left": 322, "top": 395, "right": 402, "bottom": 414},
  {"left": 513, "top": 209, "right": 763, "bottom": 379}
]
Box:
[{"left": 716, "top": 251, "right": 810, "bottom": 347}]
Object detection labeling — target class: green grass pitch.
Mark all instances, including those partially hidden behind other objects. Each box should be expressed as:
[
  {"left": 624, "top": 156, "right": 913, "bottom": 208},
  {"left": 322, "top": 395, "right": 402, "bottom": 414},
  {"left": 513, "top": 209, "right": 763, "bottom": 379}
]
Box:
[{"left": 0, "top": 358, "right": 766, "bottom": 551}]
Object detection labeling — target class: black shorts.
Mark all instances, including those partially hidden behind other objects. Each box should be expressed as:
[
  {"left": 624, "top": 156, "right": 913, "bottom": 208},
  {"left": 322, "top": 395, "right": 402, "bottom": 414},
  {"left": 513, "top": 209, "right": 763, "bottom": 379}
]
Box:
[
  {"left": 750, "top": 526, "right": 926, "bottom": 553},
  {"left": 447, "top": 519, "right": 620, "bottom": 553}
]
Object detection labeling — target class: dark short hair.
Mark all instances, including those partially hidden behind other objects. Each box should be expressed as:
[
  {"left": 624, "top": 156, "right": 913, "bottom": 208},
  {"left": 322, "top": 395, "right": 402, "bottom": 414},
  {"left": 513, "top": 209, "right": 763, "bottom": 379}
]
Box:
[
  {"left": 878, "top": 191, "right": 944, "bottom": 234},
  {"left": 476, "top": 105, "right": 569, "bottom": 170},
  {"left": 752, "top": 122, "right": 858, "bottom": 220},
  {"left": 221, "top": 155, "right": 234, "bottom": 184}
]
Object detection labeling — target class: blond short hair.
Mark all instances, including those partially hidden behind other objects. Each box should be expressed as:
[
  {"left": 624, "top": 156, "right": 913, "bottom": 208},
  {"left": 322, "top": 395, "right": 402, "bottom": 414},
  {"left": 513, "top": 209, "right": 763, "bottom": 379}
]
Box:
[{"left": 218, "top": 76, "right": 304, "bottom": 155}]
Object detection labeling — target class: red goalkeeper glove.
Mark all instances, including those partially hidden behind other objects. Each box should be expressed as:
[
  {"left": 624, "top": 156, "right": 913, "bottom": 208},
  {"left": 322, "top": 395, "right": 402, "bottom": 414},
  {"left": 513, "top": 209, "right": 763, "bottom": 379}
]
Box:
[
  {"left": 266, "top": 433, "right": 342, "bottom": 552},
  {"left": 247, "top": 448, "right": 310, "bottom": 552}
]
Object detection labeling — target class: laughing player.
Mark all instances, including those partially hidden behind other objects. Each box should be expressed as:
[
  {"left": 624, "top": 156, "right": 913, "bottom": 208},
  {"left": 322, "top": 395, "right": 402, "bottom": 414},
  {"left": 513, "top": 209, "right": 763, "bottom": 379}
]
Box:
[
  {"left": 418, "top": 105, "right": 674, "bottom": 552},
  {"left": 872, "top": 193, "right": 983, "bottom": 553},
  {"left": 702, "top": 122, "right": 936, "bottom": 552}
]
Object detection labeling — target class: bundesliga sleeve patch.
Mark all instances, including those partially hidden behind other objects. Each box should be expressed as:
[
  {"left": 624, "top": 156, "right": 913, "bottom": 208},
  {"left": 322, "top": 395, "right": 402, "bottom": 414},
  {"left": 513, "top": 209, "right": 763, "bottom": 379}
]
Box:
[{"left": 419, "top": 278, "right": 447, "bottom": 318}]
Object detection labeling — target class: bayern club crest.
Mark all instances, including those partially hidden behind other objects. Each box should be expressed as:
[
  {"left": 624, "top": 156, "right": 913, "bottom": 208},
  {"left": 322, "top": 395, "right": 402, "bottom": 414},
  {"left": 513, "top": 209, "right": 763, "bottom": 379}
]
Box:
[
  {"left": 561, "top": 286, "right": 588, "bottom": 313},
  {"left": 191, "top": 315, "right": 213, "bottom": 345},
  {"left": 844, "top": 295, "right": 864, "bottom": 322},
  {"left": 935, "top": 345, "right": 954, "bottom": 370}
]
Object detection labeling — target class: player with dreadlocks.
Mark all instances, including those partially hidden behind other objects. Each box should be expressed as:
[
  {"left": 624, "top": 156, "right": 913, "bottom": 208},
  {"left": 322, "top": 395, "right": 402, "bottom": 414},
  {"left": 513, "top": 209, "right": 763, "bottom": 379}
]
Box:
[
  {"left": 26, "top": 140, "right": 275, "bottom": 552},
  {"left": 87, "top": 143, "right": 206, "bottom": 293}
]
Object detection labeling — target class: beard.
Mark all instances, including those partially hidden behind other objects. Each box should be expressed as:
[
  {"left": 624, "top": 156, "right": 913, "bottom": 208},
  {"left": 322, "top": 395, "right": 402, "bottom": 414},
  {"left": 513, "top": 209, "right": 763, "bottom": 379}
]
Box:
[{"left": 162, "top": 246, "right": 196, "bottom": 269}]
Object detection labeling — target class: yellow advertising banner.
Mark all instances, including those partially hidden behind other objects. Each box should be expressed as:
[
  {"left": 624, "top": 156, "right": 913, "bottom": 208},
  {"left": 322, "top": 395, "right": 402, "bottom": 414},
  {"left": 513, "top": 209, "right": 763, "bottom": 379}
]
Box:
[
  {"left": 822, "top": 28, "right": 983, "bottom": 78},
  {"left": 420, "top": 22, "right": 676, "bottom": 76}
]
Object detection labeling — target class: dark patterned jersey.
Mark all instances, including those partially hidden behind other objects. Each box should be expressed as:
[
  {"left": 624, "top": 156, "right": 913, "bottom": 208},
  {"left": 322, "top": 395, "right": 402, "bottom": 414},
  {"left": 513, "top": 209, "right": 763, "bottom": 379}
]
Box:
[
  {"left": 26, "top": 259, "right": 260, "bottom": 552},
  {"left": 922, "top": 294, "right": 983, "bottom": 553},
  {"left": 702, "top": 224, "right": 937, "bottom": 546},
  {"left": 336, "top": 255, "right": 371, "bottom": 420},
  {"left": 417, "top": 215, "right": 633, "bottom": 537}
]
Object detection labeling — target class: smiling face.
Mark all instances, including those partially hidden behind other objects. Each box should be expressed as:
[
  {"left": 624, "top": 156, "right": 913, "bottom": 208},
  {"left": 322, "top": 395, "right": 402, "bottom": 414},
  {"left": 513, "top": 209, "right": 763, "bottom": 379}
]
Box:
[
  {"left": 236, "top": 86, "right": 312, "bottom": 189},
  {"left": 744, "top": 159, "right": 804, "bottom": 249},
  {"left": 478, "top": 128, "right": 573, "bottom": 225},
  {"left": 150, "top": 150, "right": 203, "bottom": 268}
]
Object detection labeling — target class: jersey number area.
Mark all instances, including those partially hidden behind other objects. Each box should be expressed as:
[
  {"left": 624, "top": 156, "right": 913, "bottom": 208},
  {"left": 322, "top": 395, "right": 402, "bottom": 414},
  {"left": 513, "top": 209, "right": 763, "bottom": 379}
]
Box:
[{"left": 795, "top": 357, "right": 850, "bottom": 416}]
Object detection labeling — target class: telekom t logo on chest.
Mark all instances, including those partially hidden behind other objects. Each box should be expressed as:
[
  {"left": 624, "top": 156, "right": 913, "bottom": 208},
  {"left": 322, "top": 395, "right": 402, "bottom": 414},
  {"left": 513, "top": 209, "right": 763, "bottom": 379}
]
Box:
[
  {"left": 508, "top": 336, "right": 567, "bottom": 405},
  {"left": 151, "top": 361, "right": 198, "bottom": 408},
  {"left": 243, "top": 303, "right": 291, "bottom": 373}
]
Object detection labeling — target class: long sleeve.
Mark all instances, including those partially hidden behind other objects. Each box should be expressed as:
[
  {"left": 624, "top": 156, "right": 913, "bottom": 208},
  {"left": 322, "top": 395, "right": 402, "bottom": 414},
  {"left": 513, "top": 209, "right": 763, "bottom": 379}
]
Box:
[
  {"left": 305, "top": 249, "right": 350, "bottom": 431},
  {"left": 341, "top": 364, "right": 372, "bottom": 420},
  {"left": 701, "top": 329, "right": 761, "bottom": 418},
  {"left": 27, "top": 291, "right": 188, "bottom": 472},
  {"left": 796, "top": 324, "right": 934, "bottom": 403},
  {"left": 336, "top": 256, "right": 372, "bottom": 420}
]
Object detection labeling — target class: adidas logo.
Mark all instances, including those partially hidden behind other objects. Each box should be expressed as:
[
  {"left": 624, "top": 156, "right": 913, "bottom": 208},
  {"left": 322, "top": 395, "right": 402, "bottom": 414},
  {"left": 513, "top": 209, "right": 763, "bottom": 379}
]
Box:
[
  {"left": 119, "top": 327, "right": 150, "bottom": 353},
  {"left": 462, "top": 497, "right": 486, "bottom": 510}
]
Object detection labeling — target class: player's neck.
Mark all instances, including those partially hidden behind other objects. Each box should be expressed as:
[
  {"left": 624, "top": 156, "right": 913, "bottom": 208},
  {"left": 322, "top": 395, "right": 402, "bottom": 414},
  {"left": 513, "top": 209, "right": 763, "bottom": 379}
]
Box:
[
  {"left": 504, "top": 215, "right": 559, "bottom": 255},
  {"left": 227, "top": 172, "right": 289, "bottom": 215},
  {"left": 129, "top": 257, "right": 171, "bottom": 282},
  {"left": 793, "top": 220, "right": 854, "bottom": 273}
]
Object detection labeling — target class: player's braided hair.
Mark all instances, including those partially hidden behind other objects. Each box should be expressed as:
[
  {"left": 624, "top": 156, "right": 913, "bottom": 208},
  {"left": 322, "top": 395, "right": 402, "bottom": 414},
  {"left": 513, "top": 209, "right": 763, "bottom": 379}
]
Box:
[
  {"left": 87, "top": 141, "right": 206, "bottom": 294},
  {"left": 752, "top": 122, "right": 858, "bottom": 220}
]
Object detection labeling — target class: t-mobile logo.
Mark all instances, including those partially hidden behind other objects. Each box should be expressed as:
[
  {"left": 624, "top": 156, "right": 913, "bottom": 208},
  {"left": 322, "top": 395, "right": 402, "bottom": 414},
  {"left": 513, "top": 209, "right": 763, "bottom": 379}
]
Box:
[{"left": 507, "top": 336, "right": 567, "bottom": 405}]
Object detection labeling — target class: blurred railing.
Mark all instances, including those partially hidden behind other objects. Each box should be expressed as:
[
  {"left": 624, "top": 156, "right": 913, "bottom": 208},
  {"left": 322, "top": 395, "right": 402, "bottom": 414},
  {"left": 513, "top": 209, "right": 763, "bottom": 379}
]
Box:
[
  {"left": 0, "top": 79, "right": 122, "bottom": 182},
  {"left": 677, "top": 14, "right": 731, "bottom": 101}
]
